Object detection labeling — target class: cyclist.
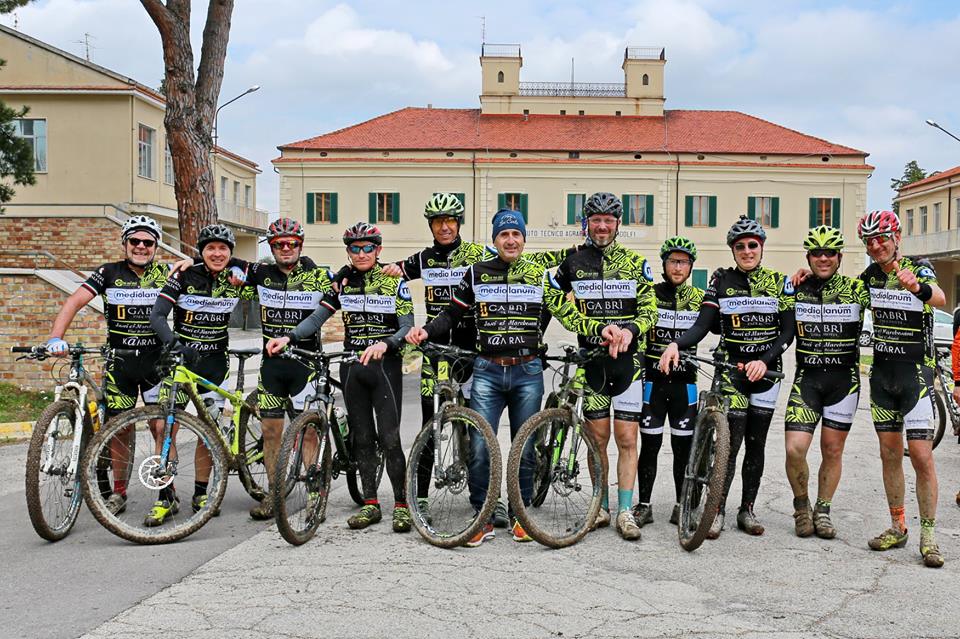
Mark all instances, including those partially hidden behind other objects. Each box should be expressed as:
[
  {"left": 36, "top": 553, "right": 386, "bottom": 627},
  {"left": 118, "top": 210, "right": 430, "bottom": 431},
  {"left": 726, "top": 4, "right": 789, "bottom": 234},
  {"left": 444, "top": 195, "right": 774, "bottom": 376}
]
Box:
[
  {"left": 406, "top": 208, "right": 631, "bottom": 547},
  {"left": 266, "top": 222, "right": 414, "bottom": 533},
  {"left": 45, "top": 215, "right": 185, "bottom": 515},
  {"left": 785, "top": 226, "right": 869, "bottom": 540},
  {"left": 659, "top": 215, "right": 795, "bottom": 538},
  {"left": 553, "top": 192, "right": 657, "bottom": 541},
  {"left": 635, "top": 236, "right": 704, "bottom": 531},
  {"left": 954, "top": 307, "right": 960, "bottom": 508},
  {"left": 148, "top": 224, "right": 247, "bottom": 526},
  {"left": 856, "top": 210, "right": 945, "bottom": 568}
]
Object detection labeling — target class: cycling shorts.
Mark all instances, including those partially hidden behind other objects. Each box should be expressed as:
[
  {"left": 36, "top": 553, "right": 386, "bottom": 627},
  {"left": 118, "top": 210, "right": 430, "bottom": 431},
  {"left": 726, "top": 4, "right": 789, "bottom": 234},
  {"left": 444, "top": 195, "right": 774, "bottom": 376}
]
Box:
[
  {"left": 104, "top": 349, "right": 163, "bottom": 417},
  {"left": 257, "top": 356, "right": 314, "bottom": 418},
  {"left": 640, "top": 380, "right": 697, "bottom": 436},
  {"left": 785, "top": 367, "right": 860, "bottom": 433},
  {"left": 720, "top": 359, "right": 782, "bottom": 413},
  {"left": 870, "top": 359, "right": 935, "bottom": 441},
  {"left": 577, "top": 352, "right": 644, "bottom": 422}
]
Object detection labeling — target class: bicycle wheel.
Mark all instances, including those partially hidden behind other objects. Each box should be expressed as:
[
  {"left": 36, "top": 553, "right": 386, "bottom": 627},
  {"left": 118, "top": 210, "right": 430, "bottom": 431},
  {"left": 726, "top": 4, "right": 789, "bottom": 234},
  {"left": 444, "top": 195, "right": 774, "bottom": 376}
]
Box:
[
  {"left": 405, "top": 405, "right": 501, "bottom": 548},
  {"left": 529, "top": 420, "right": 557, "bottom": 508},
  {"left": 274, "top": 412, "right": 332, "bottom": 546},
  {"left": 25, "top": 400, "right": 86, "bottom": 541},
  {"left": 508, "top": 409, "right": 604, "bottom": 549},
  {"left": 81, "top": 406, "right": 228, "bottom": 544},
  {"left": 237, "top": 391, "right": 268, "bottom": 501},
  {"left": 345, "top": 436, "right": 384, "bottom": 506},
  {"left": 903, "top": 389, "right": 946, "bottom": 457},
  {"left": 678, "top": 408, "right": 730, "bottom": 552}
]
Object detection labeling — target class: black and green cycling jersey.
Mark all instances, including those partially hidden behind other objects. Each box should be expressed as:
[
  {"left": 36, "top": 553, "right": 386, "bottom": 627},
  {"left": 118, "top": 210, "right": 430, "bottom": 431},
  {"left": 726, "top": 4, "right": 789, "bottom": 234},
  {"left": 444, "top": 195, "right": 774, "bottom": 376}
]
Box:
[
  {"left": 425, "top": 255, "right": 606, "bottom": 357},
  {"left": 860, "top": 256, "right": 939, "bottom": 366},
  {"left": 82, "top": 260, "right": 170, "bottom": 349},
  {"left": 157, "top": 263, "right": 245, "bottom": 354},
  {"left": 645, "top": 281, "right": 704, "bottom": 383},
  {"left": 319, "top": 264, "right": 413, "bottom": 352},
  {"left": 794, "top": 272, "right": 869, "bottom": 369}
]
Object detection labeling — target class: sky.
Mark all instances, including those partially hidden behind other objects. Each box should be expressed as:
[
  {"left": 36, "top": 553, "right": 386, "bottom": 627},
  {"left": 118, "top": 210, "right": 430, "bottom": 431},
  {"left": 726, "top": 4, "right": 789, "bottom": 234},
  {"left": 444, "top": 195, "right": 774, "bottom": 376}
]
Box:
[{"left": 3, "top": 0, "right": 959, "bottom": 214}]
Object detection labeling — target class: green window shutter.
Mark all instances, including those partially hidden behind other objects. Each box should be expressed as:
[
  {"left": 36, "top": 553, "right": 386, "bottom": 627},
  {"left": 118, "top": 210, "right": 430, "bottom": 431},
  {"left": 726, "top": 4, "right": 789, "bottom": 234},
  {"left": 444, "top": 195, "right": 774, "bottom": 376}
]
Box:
[
  {"left": 621, "top": 194, "right": 631, "bottom": 225},
  {"left": 520, "top": 193, "right": 529, "bottom": 222},
  {"left": 567, "top": 194, "right": 577, "bottom": 225},
  {"left": 770, "top": 197, "right": 779, "bottom": 228},
  {"left": 708, "top": 196, "right": 717, "bottom": 227},
  {"left": 392, "top": 192, "right": 400, "bottom": 224},
  {"left": 330, "top": 193, "right": 338, "bottom": 225},
  {"left": 692, "top": 268, "right": 708, "bottom": 290},
  {"left": 497, "top": 193, "right": 506, "bottom": 211},
  {"left": 368, "top": 193, "right": 377, "bottom": 224},
  {"left": 747, "top": 196, "right": 756, "bottom": 220},
  {"left": 645, "top": 194, "right": 654, "bottom": 226},
  {"left": 306, "top": 193, "right": 315, "bottom": 224},
  {"left": 684, "top": 196, "right": 693, "bottom": 227},
  {"left": 454, "top": 193, "right": 465, "bottom": 208},
  {"left": 809, "top": 198, "right": 817, "bottom": 228},
  {"left": 831, "top": 198, "right": 841, "bottom": 228}
]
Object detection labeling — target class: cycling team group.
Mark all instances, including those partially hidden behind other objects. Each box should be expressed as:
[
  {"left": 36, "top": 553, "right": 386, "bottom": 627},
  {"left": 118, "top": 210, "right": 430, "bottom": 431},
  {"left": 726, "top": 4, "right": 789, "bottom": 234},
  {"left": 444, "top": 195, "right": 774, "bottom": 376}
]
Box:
[{"left": 45, "top": 192, "right": 955, "bottom": 567}]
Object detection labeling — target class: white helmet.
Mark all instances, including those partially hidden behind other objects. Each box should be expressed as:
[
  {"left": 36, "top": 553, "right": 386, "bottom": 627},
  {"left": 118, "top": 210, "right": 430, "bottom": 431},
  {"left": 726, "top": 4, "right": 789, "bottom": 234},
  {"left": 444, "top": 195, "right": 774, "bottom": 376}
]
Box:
[{"left": 122, "top": 215, "right": 162, "bottom": 242}]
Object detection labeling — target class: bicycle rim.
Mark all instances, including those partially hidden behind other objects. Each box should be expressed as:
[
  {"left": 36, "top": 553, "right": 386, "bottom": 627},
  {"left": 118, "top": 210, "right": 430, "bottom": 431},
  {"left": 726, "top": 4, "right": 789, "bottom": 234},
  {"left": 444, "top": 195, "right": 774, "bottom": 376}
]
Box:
[
  {"left": 238, "top": 391, "right": 268, "bottom": 501},
  {"left": 508, "top": 409, "right": 603, "bottom": 549},
  {"left": 25, "top": 400, "right": 84, "bottom": 541},
  {"left": 274, "top": 412, "right": 332, "bottom": 546},
  {"left": 346, "top": 439, "right": 384, "bottom": 507},
  {"left": 405, "top": 406, "right": 500, "bottom": 548},
  {"left": 81, "top": 406, "right": 227, "bottom": 544},
  {"left": 678, "top": 409, "right": 730, "bottom": 551}
]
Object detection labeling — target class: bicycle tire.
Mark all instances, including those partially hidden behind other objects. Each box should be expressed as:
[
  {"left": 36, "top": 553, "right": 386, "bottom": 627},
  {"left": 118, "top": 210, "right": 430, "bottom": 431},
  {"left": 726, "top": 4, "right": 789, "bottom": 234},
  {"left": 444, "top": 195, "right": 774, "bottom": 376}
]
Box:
[
  {"left": 81, "top": 406, "right": 228, "bottom": 544},
  {"left": 25, "top": 400, "right": 86, "bottom": 541},
  {"left": 678, "top": 408, "right": 730, "bottom": 552},
  {"left": 405, "top": 405, "right": 501, "bottom": 548},
  {"left": 529, "top": 420, "right": 556, "bottom": 508},
  {"left": 507, "top": 408, "right": 604, "bottom": 549},
  {"left": 345, "top": 436, "right": 384, "bottom": 506},
  {"left": 274, "top": 412, "right": 332, "bottom": 546},
  {"left": 903, "top": 389, "right": 947, "bottom": 457},
  {"left": 237, "top": 391, "right": 268, "bottom": 501}
]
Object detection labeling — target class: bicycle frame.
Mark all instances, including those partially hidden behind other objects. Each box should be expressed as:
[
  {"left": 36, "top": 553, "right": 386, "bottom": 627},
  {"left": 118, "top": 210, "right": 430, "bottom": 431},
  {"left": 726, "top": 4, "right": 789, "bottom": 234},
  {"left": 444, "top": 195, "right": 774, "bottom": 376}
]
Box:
[{"left": 934, "top": 347, "right": 960, "bottom": 433}]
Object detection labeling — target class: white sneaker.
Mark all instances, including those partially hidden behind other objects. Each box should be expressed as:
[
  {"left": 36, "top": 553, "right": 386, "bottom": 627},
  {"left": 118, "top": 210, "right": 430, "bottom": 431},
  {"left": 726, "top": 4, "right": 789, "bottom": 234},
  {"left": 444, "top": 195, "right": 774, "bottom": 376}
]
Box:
[{"left": 616, "top": 510, "right": 642, "bottom": 541}]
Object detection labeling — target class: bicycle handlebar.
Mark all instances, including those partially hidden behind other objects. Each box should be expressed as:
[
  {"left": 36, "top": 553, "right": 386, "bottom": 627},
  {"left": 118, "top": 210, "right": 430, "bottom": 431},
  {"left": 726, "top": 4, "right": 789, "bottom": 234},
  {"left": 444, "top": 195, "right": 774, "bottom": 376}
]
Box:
[
  {"left": 679, "top": 352, "right": 785, "bottom": 381},
  {"left": 544, "top": 346, "right": 606, "bottom": 365},
  {"left": 419, "top": 342, "right": 477, "bottom": 361},
  {"left": 282, "top": 347, "right": 360, "bottom": 366},
  {"left": 12, "top": 344, "right": 129, "bottom": 360}
]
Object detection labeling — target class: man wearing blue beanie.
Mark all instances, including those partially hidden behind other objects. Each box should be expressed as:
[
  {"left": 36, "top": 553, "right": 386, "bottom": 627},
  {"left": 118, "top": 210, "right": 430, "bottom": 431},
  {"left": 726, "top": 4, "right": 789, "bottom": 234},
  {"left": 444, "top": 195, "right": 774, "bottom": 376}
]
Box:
[{"left": 491, "top": 208, "right": 526, "bottom": 242}]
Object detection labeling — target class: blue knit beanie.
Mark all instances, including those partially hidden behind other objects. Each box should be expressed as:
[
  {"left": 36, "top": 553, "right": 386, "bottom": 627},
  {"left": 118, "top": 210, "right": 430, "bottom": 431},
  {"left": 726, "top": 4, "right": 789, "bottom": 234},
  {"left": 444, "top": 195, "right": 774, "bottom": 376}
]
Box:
[{"left": 491, "top": 208, "right": 526, "bottom": 241}]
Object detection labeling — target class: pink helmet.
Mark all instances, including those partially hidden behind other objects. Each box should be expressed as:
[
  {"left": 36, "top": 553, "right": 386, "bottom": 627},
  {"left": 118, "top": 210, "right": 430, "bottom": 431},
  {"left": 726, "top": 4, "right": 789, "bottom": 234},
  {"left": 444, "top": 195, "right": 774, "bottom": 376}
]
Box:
[{"left": 857, "top": 210, "right": 901, "bottom": 241}]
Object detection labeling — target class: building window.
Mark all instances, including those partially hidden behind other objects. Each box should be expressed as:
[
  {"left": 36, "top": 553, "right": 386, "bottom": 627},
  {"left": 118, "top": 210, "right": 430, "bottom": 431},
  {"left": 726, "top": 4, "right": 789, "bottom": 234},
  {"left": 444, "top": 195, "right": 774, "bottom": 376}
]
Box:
[
  {"left": 566, "top": 193, "right": 585, "bottom": 225},
  {"left": 642, "top": 73, "right": 649, "bottom": 86},
  {"left": 244, "top": 185, "right": 252, "bottom": 208},
  {"left": 933, "top": 202, "right": 941, "bottom": 232},
  {"left": 692, "top": 268, "right": 708, "bottom": 290},
  {"left": 13, "top": 118, "right": 47, "bottom": 172},
  {"left": 369, "top": 192, "right": 400, "bottom": 224},
  {"left": 623, "top": 194, "right": 653, "bottom": 226},
  {"left": 685, "top": 195, "right": 716, "bottom": 227},
  {"left": 905, "top": 209, "right": 914, "bottom": 235},
  {"left": 164, "top": 143, "right": 174, "bottom": 184},
  {"left": 307, "top": 192, "right": 337, "bottom": 224},
  {"left": 497, "top": 70, "right": 504, "bottom": 83},
  {"left": 955, "top": 199, "right": 960, "bottom": 230},
  {"left": 920, "top": 205, "right": 928, "bottom": 234},
  {"left": 233, "top": 181, "right": 240, "bottom": 204},
  {"left": 559, "top": 110, "right": 566, "bottom": 115},
  {"left": 498, "top": 192, "right": 528, "bottom": 222},
  {"left": 137, "top": 124, "right": 155, "bottom": 179},
  {"left": 220, "top": 176, "right": 228, "bottom": 201},
  {"left": 808, "top": 197, "right": 840, "bottom": 228},
  {"left": 748, "top": 196, "right": 779, "bottom": 228},
  {"left": 568, "top": 151, "right": 580, "bottom": 159}
]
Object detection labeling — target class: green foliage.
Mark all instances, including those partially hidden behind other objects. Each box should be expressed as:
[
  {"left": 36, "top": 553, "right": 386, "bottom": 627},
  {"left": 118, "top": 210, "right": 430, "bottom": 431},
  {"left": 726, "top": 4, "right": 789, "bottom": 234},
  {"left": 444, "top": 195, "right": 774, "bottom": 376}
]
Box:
[
  {"left": 0, "top": 59, "right": 36, "bottom": 205},
  {"left": 0, "top": 0, "right": 32, "bottom": 12},
  {"left": 890, "top": 160, "right": 927, "bottom": 213}
]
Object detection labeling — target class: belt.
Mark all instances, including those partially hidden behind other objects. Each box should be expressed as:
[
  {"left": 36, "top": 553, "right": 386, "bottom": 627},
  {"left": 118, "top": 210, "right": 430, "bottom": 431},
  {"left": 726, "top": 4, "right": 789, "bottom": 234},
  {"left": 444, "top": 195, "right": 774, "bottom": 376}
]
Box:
[{"left": 481, "top": 354, "right": 538, "bottom": 366}]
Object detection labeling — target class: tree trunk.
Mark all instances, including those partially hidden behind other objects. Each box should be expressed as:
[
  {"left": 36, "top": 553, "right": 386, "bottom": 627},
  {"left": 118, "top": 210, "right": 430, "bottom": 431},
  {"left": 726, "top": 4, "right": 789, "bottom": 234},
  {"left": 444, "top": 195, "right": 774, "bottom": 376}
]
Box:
[{"left": 141, "top": 0, "right": 234, "bottom": 254}]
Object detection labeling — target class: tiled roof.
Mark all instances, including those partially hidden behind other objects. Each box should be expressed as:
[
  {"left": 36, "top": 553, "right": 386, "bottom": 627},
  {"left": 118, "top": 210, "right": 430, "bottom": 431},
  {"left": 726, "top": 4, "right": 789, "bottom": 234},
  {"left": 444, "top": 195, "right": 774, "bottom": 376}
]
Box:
[
  {"left": 280, "top": 107, "right": 866, "bottom": 157},
  {"left": 212, "top": 145, "right": 259, "bottom": 171},
  {"left": 898, "top": 165, "right": 960, "bottom": 192}
]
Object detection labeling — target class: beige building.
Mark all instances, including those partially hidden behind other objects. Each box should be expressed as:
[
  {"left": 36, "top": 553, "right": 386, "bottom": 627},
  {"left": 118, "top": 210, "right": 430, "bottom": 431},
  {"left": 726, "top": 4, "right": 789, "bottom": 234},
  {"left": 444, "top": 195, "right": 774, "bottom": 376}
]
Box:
[
  {"left": 896, "top": 164, "right": 960, "bottom": 308},
  {"left": 0, "top": 24, "right": 266, "bottom": 260},
  {"left": 275, "top": 45, "right": 872, "bottom": 286}
]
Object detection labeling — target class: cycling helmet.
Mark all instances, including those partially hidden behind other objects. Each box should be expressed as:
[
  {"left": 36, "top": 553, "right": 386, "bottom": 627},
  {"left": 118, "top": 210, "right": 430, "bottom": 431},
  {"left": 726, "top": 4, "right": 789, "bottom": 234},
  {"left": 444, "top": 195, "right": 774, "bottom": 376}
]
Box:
[
  {"left": 121, "top": 215, "right": 161, "bottom": 241},
  {"left": 857, "top": 210, "right": 901, "bottom": 241},
  {"left": 582, "top": 192, "right": 623, "bottom": 219},
  {"left": 197, "top": 224, "right": 236, "bottom": 252},
  {"left": 583, "top": 350, "right": 635, "bottom": 397},
  {"left": 424, "top": 192, "right": 465, "bottom": 221},
  {"left": 803, "top": 225, "right": 845, "bottom": 251},
  {"left": 726, "top": 215, "right": 767, "bottom": 246},
  {"left": 342, "top": 221, "right": 382, "bottom": 246},
  {"left": 660, "top": 236, "right": 698, "bottom": 262},
  {"left": 266, "top": 217, "right": 304, "bottom": 241}
]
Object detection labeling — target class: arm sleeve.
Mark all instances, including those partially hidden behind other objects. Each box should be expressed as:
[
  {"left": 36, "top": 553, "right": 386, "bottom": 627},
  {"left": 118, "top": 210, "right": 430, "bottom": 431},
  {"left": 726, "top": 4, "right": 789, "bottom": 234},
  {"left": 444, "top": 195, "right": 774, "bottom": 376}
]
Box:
[
  {"left": 525, "top": 246, "right": 575, "bottom": 269},
  {"left": 384, "top": 313, "right": 413, "bottom": 353},
  {"left": 81, "top": 264, "right": 109, "bottom": 297},
  {"left": 289, "top": 295, "right": 337, "bottom": 341},
  {"left": 674, "top": 304, "right": 718, "bottom": 349},
  {"left": 149, "top": 295, "right": 177, "bottom": 346},
  {"left": 760, "top": 308, "right": 796, "bottom": 367},
  {"left": 399, "top": 252, "right": 422, "bottom": 280}
]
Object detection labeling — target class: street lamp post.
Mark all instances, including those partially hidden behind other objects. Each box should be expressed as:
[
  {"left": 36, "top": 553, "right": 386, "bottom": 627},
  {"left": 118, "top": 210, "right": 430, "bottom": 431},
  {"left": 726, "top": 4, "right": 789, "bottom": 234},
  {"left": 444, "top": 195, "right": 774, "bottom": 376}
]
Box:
[
  {"left": 213, "top": 84, "right": 260, "bottom": 149},
  {"left": 925, "top": 119, "right": 960, "bottom": 144}
]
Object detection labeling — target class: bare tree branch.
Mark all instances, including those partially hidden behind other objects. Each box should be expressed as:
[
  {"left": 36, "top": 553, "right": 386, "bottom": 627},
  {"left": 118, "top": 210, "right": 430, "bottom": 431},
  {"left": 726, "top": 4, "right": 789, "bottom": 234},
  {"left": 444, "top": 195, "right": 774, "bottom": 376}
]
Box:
[{"left": 195, "top": 0, "right": 234, "bottom": 120}]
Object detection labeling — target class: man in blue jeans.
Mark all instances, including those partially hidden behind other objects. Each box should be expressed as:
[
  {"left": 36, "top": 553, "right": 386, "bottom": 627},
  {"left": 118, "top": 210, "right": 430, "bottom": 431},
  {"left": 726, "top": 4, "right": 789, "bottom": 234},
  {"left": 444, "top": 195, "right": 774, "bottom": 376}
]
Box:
[{"left": 407, "top": 209, "right": 633, "bottom": 546}]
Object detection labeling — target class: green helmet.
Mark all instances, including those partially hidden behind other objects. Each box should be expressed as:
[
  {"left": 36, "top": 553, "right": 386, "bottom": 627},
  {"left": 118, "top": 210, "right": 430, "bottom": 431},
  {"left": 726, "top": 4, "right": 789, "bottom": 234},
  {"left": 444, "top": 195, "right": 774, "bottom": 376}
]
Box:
[
  {"left": 660, "top": 236, "right": 697, "bottom": 262},
  {"left": 424, "top": 192, "right": 465, "bottom": 222},
  {"left": 803, "top": 225, "right": 844, "bottom": 251}
]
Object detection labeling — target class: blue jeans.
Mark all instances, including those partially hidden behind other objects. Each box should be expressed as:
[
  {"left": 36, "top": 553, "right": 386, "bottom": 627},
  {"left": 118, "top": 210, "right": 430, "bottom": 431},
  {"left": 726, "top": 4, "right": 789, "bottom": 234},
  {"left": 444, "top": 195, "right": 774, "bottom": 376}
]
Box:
[{"left": 469, "top": 356, "right": 544, "bottom": 514}]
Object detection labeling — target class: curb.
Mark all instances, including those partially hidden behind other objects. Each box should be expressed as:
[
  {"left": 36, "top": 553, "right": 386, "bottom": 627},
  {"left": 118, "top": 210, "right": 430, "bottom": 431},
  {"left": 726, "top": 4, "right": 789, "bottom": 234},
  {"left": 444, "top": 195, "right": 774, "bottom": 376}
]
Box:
[{"left": 0, "top": 421, "right": 34, "bottom": 441}]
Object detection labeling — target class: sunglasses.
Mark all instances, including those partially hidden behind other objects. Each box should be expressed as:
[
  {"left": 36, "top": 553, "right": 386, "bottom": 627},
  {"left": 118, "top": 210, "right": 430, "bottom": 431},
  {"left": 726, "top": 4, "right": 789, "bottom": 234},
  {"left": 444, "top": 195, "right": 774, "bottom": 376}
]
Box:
[
  {"left": 733, "top": 240, "right": 761, "bottom": 252},
  {"left": 863, "top": 234, "right": 893, "bottom": 246},
  {"left": 127, "top": 238, "right": 156, "bottom": 248},
  {"left": 271, "top": 240, "right": 302, "bottom": 250},
  {"left": 808, "top": 249, "right": 839, "bottom": 258},
  {"left": 348, "top": 244, "right": 378, "bottom": 254}
]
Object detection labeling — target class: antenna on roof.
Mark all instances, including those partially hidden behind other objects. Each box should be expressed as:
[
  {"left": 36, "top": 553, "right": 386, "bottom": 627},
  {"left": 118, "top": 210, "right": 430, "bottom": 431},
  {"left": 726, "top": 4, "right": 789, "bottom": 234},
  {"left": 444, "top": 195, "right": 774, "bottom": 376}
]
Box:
[
  {"left": 73, "top": 32, "right": 96, "bottom": 62},
  {"left": 478, "top": 15, "right": 486, "bottom": 44},
  {"left": 571, "top": 57, "right": 575, "bottom": 89}
]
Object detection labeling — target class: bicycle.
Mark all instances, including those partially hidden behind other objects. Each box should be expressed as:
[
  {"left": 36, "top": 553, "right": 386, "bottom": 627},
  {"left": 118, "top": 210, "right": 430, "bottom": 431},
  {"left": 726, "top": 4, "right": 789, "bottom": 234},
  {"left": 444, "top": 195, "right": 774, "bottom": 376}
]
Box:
[
  {"left": 272, "top": 347, "right": 385, "bottom": 546},
  {"left": 404, "top": 342, "right": 501, "bottom": 548},
  {"left": 80, "top": 346, "right": 267, "bottom": 544},
  {"left": 13, "top": 343, "right": 130, "bottom": 541},
  {"left": 505, "top": 344, "right": 606, "bottom": 549},
  {"left": 675, "top": 350, "right": 783, "bottom": 552},
  {"left": 903, "top": 346, "right": 957, "bottom": 457}
]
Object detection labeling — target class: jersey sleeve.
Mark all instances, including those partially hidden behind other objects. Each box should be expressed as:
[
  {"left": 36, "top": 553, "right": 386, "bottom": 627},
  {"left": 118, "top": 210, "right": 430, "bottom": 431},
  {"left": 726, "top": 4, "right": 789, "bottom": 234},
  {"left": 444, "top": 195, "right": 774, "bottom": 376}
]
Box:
[
  {"left": 553, "top": 256, "right": 573, "bottom": 293},
  {"left": 543, "top": 270, "right": 604, "bottom": 337},
  {"left": 702, "top": 269, "right": 722, "bottom": 308},
  {"left": 158, "top": 270, "right": 185, "bottom": 304},
  {"left": 319, "top": 289, "right": 341, "bottom": 313},
  {"left": 399, "top": 251, "right": 422, "bottom": 281},
  {"left": 525, "top": 246, "right": 575, "bottom": 269},
  {"left": 81, "top": 263, "right": 112, "bottom": 297},
  {"left": 628, "top": 257, "right": 657, "bottom": 337},
  {"left": 913, "top": 258, "right": 939, "bottom": 287}
]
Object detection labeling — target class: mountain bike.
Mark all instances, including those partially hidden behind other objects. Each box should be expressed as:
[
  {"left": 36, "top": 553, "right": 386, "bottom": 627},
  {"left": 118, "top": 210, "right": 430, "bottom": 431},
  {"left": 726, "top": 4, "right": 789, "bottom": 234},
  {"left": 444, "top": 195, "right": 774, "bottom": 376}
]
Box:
[
  {"left": 675, "top": 350, "right": 783, "bottom": 552},
  {"left": 404, "top": 342, "right": 500, "bottom": 548},
  {"left": 506, "top": 345, "right": 606, "bottom": 549},
  {"left": 80, "top": 347, "right": 266, "bottom": 544},
  {"left": 272, "top": 347, "right": 386, "bottom": 546},
  {"left": 13, "top": 343, "right": 129, "bottom": 541},
  {"left": 903, "top": 347, "right": 956, "bottom": 457}
]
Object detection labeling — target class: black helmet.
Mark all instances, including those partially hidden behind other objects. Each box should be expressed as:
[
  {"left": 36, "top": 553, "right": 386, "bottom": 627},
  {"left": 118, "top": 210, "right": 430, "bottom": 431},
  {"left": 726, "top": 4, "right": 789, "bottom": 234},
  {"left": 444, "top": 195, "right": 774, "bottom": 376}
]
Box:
[
  {"left": 726, "top": 215, "right": 766, "bottom": 246},
  {"left": 197, "top": 224, "right": 236, "bottom": 252},
  {"left": 582, "top": 192, "right": 623, "bottom": 219}
]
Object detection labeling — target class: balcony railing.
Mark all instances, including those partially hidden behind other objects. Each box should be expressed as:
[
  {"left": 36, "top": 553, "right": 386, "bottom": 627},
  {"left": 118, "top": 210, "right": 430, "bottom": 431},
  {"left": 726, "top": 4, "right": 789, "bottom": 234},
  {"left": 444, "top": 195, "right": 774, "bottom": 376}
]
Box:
[
  {"left": 518, "top": 81, "right": 626, "bottom": 98},
  {"left": 481, "top": 43, "right": 521, "bottom": 57},
  {"left": 625, "top": 47, "right": 665, "bottom": 60},
  {"left": 900, "top": 228, "right": 960, "bottom": 259},
  {"left": 217, "top": 199, "right": 267, "bottom": 230}
]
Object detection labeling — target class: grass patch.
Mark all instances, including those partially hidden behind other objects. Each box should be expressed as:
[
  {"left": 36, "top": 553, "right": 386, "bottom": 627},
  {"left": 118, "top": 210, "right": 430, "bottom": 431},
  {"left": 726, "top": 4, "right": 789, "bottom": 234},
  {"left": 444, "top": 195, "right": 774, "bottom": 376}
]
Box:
[
  {"left": 0, "top": 382, "right": 53, "bottom": 423},
  {"left": 861, "top": 354, "right": 873, "bottom": 367}
]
